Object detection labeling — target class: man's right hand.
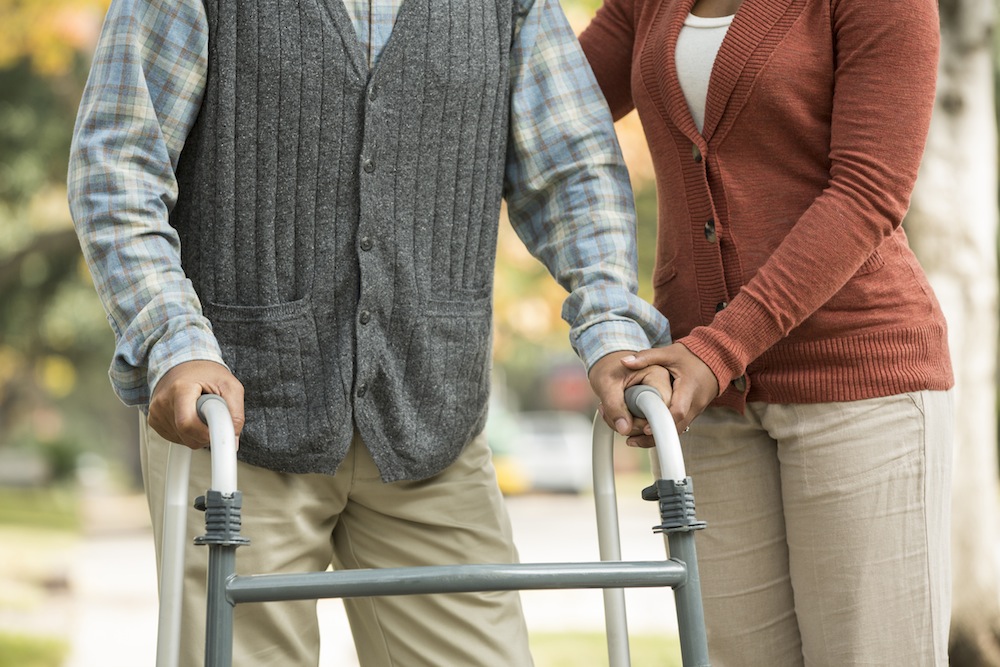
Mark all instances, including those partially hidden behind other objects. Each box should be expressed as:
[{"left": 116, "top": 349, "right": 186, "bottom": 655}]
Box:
[{"left": 147, "top": 360, "right": 245, "bottom": 450}]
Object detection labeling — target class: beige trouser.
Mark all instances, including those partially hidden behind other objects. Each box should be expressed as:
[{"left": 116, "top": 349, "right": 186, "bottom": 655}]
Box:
[
  {"left": 140, "top": 420, "right": 533, "bottom": 667},
  {"left": 674, "top": 390, "right": 953, "bottom": 667}
]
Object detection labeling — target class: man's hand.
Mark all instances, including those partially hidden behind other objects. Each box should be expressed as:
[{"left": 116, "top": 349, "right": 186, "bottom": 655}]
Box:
[
  {"left": 588, "top": 350, "right": 673, "bottom": 448},
  {"left": 621, "top": 343, "right": 718, "bottom": 435},
  {"left": 147, "top": 360, "right": 245, "bottom": 450}
]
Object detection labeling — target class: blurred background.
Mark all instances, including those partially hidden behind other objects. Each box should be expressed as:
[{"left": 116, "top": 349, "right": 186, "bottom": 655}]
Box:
[{"left": 0, "top": 0, "right": 998, "bottom": 665}]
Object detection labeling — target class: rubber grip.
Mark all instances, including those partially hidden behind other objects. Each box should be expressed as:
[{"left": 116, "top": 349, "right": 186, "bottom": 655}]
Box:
[
  {"left": 196, "top": 394, "right": 228, "bottom": 425},
  {"left": 624, "top": 385, "right": 662, "bottom": 419}
]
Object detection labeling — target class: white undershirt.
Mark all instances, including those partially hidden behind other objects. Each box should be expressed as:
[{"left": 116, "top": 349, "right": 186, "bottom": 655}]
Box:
[{"left": 675, "top": 13, "right": 735, "bottom": 133}]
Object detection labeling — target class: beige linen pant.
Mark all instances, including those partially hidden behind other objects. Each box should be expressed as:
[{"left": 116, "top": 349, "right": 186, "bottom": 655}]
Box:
[
  {"left": 140, "top": 419, "right": 533, "bottom": 667},
  {"left": 674, "top": 390, "right": 953, "bottom": 667}
]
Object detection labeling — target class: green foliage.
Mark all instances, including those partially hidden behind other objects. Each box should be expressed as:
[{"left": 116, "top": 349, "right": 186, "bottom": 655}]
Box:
[
  {"left": 633, "top": 183, "right": 661, "bottom": 304},
  {"left": 35, "top": 439, "right": 83, "bottom": 481},
  {"left": 0, "top": 633, "right": 67, "bottom": 667},
  {"left": 0, "top": 60, "right": 82, "bottom": 207},
  {"left": 0, "top": 487, "right": 79, "bottom": 530},
  {"left": 529, "top": 631, "right": 683, "bottom": 667},
  {"left": 0, "top": 40, "right": 132, "bottom": 468},
  {"left": 563, "top": 0, "right": 604, "bottom": 15}
]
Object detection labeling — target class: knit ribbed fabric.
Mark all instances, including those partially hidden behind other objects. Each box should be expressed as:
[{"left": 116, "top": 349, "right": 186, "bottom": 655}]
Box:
[
  {"left": 580, "top": 0, "right": 953, "bottom": 411},
  {"left": 171, "top": 0, "right": 514, "bottom": 480}
]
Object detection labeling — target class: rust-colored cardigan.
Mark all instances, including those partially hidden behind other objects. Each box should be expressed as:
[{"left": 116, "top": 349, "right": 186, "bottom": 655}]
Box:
[{"left": 580, "top": 0, "right": 954, "bottom": 410}]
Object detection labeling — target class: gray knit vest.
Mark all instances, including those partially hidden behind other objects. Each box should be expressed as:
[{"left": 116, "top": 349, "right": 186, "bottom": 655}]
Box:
[{"left": 170, "top": 0, "right": 516, "bottom": 481}]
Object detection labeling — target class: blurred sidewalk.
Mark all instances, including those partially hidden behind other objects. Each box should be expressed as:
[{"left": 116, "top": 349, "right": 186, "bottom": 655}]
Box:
[{"left": 61, "top": 487, "right": 678, "bottom": 666}]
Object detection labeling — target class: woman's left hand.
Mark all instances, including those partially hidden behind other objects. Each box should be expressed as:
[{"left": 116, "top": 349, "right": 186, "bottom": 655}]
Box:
[{"left": 621, "top": 344, "right": 719, "bottom": 444}]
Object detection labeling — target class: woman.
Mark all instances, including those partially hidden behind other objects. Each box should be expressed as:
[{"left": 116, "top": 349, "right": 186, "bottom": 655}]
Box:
[{"left": 580, "top": 0, "right": 954, "bottom": 664}]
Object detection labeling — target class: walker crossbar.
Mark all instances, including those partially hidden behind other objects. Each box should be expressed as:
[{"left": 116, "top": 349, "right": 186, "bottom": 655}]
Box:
[
  {"left": 158, "top": 389, "right": 711, "bottom": 667},
  {"left": 225, "top": 560, "right": 687, "bottom": 604}
]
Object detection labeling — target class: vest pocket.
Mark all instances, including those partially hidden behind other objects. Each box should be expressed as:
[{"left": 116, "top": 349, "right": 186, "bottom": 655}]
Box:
[
  {"left": 202, "top": 297, "right": 336, "bottom": 461},
  {"left": 423, "top": 286, "right": 492, "bottom": 317},
  {"left": 413, "top": 294, "right": 493, "bottom": 442}
]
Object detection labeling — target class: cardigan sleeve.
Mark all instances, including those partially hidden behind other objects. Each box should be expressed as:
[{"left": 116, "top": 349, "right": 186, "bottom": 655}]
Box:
[
  {"left": 578, "top": 0, "right": 638, "bottom": 120},
  {"left": 679, "top": 0, "right": 941, "bottom": 392}
]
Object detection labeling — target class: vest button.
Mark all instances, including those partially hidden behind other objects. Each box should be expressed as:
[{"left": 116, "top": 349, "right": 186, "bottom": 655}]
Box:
[
  {"left": 360, "top": 236, "right": 373, "bottom": 251},
  {"left": 368, "top": 84, "right": 378, "bottom": 101},
  {"left": 357, "top": 383, "right": 368, "bottom": 398},
  {"left": 359, "top": 310, "right": 371, "bottom": 325},
  {"left": 704, "top": 219, "right": 717, "bottom": 243},
  {"left": 732, "top": 375, "right": 747, "bottom": 393},
  {"left": 363, "top": 158, "right": 376, "bottom": 173}
]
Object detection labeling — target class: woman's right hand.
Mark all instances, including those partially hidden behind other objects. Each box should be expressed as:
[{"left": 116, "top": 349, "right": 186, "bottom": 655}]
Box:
[{"left": 621, "top": 344, "right": 719, "bottom": 437}]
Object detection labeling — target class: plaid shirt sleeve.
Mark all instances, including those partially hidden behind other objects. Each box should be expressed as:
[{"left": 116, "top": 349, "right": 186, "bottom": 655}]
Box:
[
  {"left": 67, "top": 0, "right": 221, "bottom": 407},
  {"left": 506, "top": 0, "right": 672, "bottom": 370}
]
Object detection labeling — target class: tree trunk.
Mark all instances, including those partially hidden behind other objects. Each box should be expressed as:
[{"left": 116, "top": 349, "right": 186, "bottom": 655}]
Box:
[{"left": 907, "top": 0, "right": 1000, "bottom": 663}]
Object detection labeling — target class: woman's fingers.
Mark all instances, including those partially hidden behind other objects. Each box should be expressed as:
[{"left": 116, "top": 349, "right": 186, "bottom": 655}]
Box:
[
  {"left": 621, "top": 348, "right": 667, "bottom": 369},
  {"left": 620, "top": 343, "right": 722, "bottom": 432}
]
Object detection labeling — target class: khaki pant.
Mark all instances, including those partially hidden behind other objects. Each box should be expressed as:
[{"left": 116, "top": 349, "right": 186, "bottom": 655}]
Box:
[
  {"left": 141, "top": 420, "right": 533, "bottom": 667},
  {"left": 671, "top": 390, "right": 953, "bottom": 666}
]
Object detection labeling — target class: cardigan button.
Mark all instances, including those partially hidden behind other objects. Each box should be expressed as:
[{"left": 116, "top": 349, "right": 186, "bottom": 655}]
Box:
[
  {"left": 704, "top": 219, "right": 717, "bottom": 243},
  {"left": 732, "top": 375, "right": 747, "bottom": 393},
  {"left": 360, "top": 236, "right": 373, "bottom": 251},
  {"left": 692, "top": 144, "right": 703, "bottom": 163},
  {"left": 715, "top": 301, "right": 728, "bottom": 312}
]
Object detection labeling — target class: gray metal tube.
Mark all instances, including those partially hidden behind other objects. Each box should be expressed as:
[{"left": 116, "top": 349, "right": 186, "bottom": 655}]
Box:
[
  {"left": 626, "top": 384, "right": 711, "bottom": 666},
  {"left": 667, "top": 533, "right": 710, "bottom": 667},
  {"left": 155, "top": 444, "right": 192, "bottom": 667},
  {"left": 226, "top": 561, "right": 685, "bottom": 604},
  {"left": 155, "top": 394, "right": 241, "bottom": 667},
  {"left": 592, "top": 414, "right": 632, "bottom": 667},
  {"left": 204, "top": 545, "right": 238, "bottom": 667}
]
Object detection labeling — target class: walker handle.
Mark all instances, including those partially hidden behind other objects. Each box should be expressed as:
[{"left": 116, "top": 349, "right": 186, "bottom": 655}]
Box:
[
  {"left": 157, "top": 394, "right": 241, "bottom": 667},
  {"left": 624, "top": 385, "right": 686, "bottom": 482},
  {"left": 196, "top": 394, "right": 238, "bottom": 495},
  {"left": 594, "top": 384, "right": 691, "bottom": 667}
]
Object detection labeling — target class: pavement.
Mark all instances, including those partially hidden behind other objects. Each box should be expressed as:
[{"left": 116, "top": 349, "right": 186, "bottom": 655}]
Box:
[{"left": 8, "top": 482, "right": 680, "bottom": 667}]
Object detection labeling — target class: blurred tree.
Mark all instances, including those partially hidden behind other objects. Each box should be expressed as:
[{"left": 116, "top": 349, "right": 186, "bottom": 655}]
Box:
[
  {"left": 906, "top": 0, "right": 1000, "bottom": 662},
  {"left": 0, "top": 0, "right": 134, "bottom": 479},
  {"left": 492, "top": 0, "right": 658, "bottom": 412}
]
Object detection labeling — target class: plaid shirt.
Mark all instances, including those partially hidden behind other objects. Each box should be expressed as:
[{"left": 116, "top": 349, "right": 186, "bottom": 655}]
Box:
[{"left": 68, "top": 0, "right": 671, "bottom": 406}]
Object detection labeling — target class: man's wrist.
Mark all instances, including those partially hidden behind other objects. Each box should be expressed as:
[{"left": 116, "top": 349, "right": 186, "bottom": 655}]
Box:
[{"left": 574, "top": 320, "right": 651, "bottom": 371}]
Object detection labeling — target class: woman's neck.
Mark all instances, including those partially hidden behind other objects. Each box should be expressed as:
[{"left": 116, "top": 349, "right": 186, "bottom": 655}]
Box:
[{"left": 691, "top": 0, "right": 743, "bottom": 18}]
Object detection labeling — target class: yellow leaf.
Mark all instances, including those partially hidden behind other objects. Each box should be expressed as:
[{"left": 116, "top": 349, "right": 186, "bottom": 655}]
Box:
[{"left": 37, "top": 355, "right": 77, "bottom": 398}]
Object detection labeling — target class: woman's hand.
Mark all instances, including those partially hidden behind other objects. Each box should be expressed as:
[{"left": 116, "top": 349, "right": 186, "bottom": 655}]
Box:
[
  {"left": 588, "top": 350, "right": 674, "bottom": 446},
  {"left": 622, "top": 344, "right": 719, "bottom": 440}
]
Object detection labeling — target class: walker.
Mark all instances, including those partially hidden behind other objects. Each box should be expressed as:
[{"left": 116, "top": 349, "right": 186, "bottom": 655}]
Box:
[{"left": 155, "top": 385, "right": 711, "bottom": 666}]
